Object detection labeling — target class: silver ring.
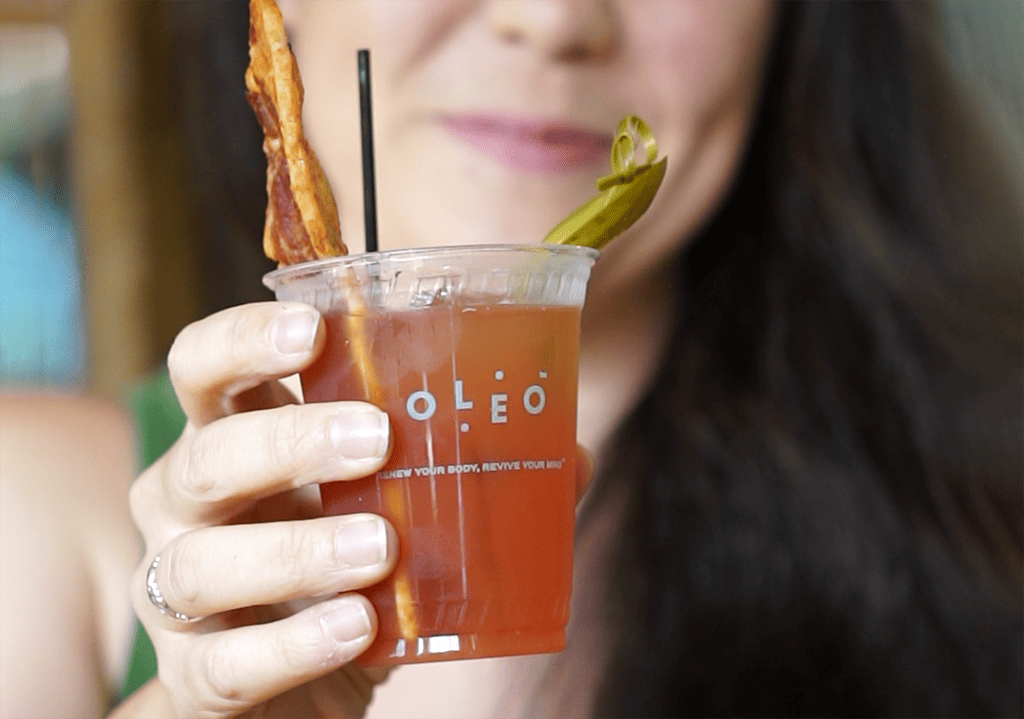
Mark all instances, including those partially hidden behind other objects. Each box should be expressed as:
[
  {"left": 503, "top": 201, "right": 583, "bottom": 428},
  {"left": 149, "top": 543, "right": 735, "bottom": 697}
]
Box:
[{"left": 146, "top": 554, "right": 203, "bottom": 623}]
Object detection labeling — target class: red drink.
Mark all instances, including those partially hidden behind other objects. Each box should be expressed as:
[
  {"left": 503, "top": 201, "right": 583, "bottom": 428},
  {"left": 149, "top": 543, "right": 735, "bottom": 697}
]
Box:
[
  {"left": 265, "top": 244, "right": 597, "bottom": 665},
  {"left": 302, "top": 303, "right": 580, "bottom": 665}
]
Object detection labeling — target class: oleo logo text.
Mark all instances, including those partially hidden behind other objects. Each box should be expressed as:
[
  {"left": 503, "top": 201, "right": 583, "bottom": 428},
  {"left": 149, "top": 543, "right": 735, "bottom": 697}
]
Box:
[{"left": 404, "top": 369, "right": 549, "bottom": 432}]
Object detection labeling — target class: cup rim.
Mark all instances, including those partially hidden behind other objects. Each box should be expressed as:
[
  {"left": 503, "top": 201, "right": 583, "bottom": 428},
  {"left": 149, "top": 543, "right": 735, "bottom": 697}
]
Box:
[{"left": 263, "top": 243, "right": 600, "bottom": 291}]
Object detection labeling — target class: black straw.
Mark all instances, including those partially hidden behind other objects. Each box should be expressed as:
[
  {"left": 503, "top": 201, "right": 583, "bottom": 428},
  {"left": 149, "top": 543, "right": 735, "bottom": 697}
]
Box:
[{"left": 358, "top": 49, "right": 378, "bottom": 253}]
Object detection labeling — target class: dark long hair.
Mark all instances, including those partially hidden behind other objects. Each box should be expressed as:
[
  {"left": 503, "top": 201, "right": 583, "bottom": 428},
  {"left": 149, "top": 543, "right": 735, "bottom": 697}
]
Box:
[
  {"left": 575, "top": 3, "right": 1022, "bottom": 716},
  {"left": 163, "top": 1, "right": 275, "bottom": 315},
  {"left": 165, "top": 2, "right": 1021, "bottom": 716}
]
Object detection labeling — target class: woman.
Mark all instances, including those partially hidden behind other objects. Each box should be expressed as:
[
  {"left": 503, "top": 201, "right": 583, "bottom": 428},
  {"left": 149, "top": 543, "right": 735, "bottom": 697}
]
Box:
[{"left": 114, "top": 1, "right": 1021, "bottom": 717}]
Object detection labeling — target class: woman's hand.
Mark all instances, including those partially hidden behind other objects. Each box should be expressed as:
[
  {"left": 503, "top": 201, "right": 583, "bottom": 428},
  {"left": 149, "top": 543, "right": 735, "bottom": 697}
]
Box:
[{"left": 126, "top": 302, "right": 396, "bottom": 718}]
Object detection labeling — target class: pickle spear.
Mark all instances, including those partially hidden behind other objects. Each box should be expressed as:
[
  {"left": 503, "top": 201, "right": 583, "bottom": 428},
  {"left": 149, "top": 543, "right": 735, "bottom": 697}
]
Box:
[{"left": 544, "top": 115, "right": 667, "bottom": 250}]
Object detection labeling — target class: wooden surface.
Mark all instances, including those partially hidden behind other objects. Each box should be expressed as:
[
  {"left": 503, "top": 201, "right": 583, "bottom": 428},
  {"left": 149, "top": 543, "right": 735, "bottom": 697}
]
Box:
[{"left": 61, "top": 2, "right": 200, "bottom": 399}]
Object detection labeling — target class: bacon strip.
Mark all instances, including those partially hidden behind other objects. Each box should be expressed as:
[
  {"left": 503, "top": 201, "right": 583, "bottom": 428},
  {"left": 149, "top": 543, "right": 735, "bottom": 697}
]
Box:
[
  {"left": 246, "top": 0, "right": 421, "bottom": 649},
  {"left": 245, "top": 0, "right": 346, "bottom": 263}
]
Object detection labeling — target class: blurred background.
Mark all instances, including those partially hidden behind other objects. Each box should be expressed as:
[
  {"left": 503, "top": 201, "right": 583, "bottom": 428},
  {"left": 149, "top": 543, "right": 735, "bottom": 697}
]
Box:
[
  {"left": 1, "top": 0, "right": 1021, "bottom": 402},
  {"left": 2, "top": 2, "right": 201, "bottom": 397}
]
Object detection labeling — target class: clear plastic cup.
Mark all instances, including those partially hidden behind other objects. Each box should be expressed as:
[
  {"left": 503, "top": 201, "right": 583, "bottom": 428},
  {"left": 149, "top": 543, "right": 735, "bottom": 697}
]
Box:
[{"left": 264, "top": 244, "right": 598, "bottom": 665}]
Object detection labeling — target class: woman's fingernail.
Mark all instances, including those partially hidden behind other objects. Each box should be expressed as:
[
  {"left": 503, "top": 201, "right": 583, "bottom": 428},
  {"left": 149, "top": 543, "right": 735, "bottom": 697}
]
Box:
[
  {"left": 271, "top": 310, "right": 319, "bottom": 355},
  {"left": 329, "top": 409, "right": 390, "bottom": 460},
  {"left": 320, "top": 600, "right": 372, "bottom": 644},
  {"left": 335, "top": 516, "right": 389, "bottom": 568}
]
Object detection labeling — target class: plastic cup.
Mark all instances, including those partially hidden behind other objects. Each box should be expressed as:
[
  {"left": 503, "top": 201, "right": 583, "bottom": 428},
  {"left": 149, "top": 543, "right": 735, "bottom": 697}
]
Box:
[{"left": 264, "top": 244, "right": 598, "bottom": 666}]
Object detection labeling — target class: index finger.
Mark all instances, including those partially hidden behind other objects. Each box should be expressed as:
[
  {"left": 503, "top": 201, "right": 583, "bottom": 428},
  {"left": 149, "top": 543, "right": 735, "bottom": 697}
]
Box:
[{"left": 168, "top": 302, "right": 325, "bottom": 426}]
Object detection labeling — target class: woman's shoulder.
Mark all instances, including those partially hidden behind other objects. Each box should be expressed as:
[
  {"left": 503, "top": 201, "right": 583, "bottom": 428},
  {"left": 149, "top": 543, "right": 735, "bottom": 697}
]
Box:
[
  {"left": 0, "top": 390, "right": 140, "bottom": 716},
  {"left": 0, "top": 390, "right": 137, "bottom": 509},
  {"left": 2, "top": 388, "right": 133, "bottom": 440},
  {"left": 0, "top": 391, "right": 138, "bottom": 512}
]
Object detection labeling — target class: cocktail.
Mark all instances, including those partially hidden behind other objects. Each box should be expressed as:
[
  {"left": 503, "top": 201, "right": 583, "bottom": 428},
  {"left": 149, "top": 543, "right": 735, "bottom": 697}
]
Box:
[{"left": 265, "top": 244, "right": 597, "bottom": 664}]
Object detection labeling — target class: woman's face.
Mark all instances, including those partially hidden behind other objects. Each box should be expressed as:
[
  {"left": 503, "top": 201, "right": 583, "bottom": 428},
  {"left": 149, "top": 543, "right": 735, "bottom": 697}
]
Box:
[{"left": 282, "top": 0, "right": 775, "bottom": 294}]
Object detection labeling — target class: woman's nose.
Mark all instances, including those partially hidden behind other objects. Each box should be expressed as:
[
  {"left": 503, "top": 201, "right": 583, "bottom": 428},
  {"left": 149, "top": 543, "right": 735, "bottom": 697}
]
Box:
[{"left": 486, "top": 0, "right": 619, "bottom": 62}]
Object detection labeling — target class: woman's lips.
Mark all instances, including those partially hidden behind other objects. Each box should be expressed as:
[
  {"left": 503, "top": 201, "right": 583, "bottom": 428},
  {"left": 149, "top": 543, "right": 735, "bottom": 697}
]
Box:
[{"left": 439, "top": 114, "right": 612, "bottom": 173}]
